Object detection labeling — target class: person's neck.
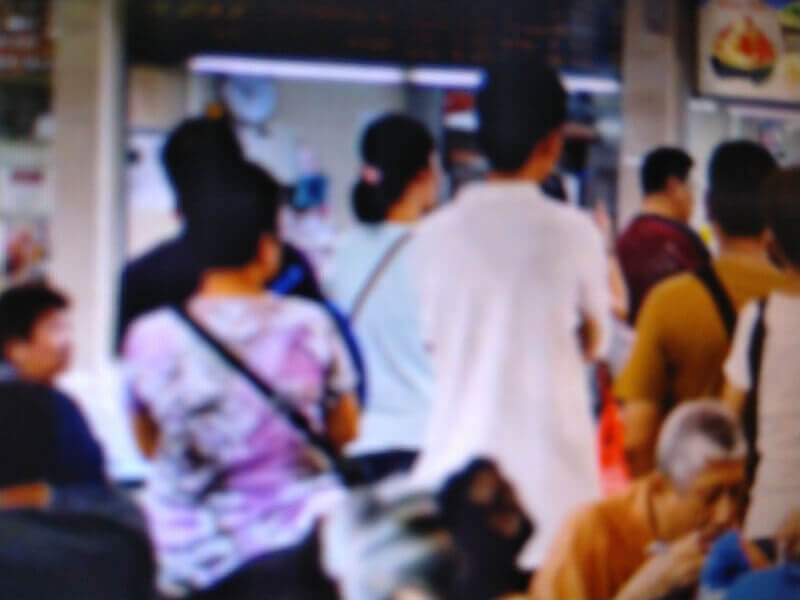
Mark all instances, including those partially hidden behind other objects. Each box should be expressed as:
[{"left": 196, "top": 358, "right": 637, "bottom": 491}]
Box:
[
  {"left": 9, "top": 365, "right": 54, "bottom": 387},
  {"left": 641, "top": 195, "right": 685, "bottom": 223},
  {"left": 197, "top": 266, "right": 266, "bottom": 298},
  {"left": 487, "top": 161, "right": 551, "bottom": 185},
  {"left": 386, "top": 198, "right": 420, "bottom": 224},
  {"left": 717, "top": 235, "right": 769, "bottom": 264}
]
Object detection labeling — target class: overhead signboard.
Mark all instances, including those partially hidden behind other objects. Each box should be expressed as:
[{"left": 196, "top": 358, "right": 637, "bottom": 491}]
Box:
[
  {"left": 698, "top": 0, "right": 800, "bottom": 104},
  {"left": 128, "top": 0, "right": 622, "bottom": 75},
  {"left": 0, "top": 0, "right": 51, "bottom": 75}
]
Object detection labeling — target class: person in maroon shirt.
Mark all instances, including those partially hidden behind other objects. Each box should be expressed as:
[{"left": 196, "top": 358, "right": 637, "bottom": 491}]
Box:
[{"left": 617, "top": 147, "right": 710, "bottom": 323}]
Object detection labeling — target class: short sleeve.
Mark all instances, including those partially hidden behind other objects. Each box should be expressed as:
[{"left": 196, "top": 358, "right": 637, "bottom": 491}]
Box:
[
  {"left": 121, "top": 311, "right": 182, "bottom": 416},
  {"left": 724, "top": 301, "right": 760, "bottom": 392},
  {"left": 531, "top": 507, "right": 611, "bottom": 600},
  {"left": 50, "top": 391, "right": 106, "bottom": 486},
  {"left": 614, "top": 285, "right": 669, "bottom": 405},
  {"left": 575, "top": 215, "right": 612, "bottom": 359}
]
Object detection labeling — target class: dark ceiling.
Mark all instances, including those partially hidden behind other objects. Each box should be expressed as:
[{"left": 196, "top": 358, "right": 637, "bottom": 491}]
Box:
[{"left": 127, "top": 0, "right": 622, "bottom": 74}]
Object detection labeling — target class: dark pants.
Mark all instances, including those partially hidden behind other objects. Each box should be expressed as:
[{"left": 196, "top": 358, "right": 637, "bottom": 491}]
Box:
[
  {"left": 353, "top": 450, "right": 418, "bottom": 485},
  {"left": 187, "top": 533, "right": 338, "bottom": 600}
]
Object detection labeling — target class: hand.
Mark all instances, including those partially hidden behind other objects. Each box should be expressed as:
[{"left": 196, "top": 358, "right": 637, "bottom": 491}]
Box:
[
  {"left": 775, "top": 508, "right": 800, "bottom": 560},
  {"left": 578, "top": 314, "right": 602, "bottom": 362},
  {"left": 608, "top": 256, "right": 630, "bottom": 322},
  {"left": 661, "top": 532, "right": 708, "bottom": 590},
  {"left": 326, "top": 393, "right": 359, "bottom": 451},
  {"left": 593, "top": 202, "right": 613, "bottom": 249},
  {"left": 617, "top": 532, "right": 706, "bottom": 600}
]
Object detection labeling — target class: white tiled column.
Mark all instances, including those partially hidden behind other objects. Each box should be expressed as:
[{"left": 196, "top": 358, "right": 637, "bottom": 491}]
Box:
[
  {"left": 51, "top": 0, "right": 145, "bottom": 480},
  {"left": 51, "top": 0, "right": 123, "bottom": 368},
  {"left": 617, "top": 0, "right": 691, "bottom": 228}
]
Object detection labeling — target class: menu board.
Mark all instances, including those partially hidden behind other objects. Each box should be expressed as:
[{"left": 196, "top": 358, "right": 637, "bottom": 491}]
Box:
[
  {"left": 128, "top": 0, "right": 621, "bottom": 74},
  {"left": 0, "top": 0, "right": 52, "bottom": 75},
  {"left": 0, "top": 163, "right": 51, "bottom": 285},
  {"left": 698, "top": 0, "right": 800, "bottom": 104}
]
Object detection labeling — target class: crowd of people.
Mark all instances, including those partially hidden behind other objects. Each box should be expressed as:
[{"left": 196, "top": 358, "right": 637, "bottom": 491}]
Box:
[{"left": 0, "top": 58, "right": 798, "bottom": 600}]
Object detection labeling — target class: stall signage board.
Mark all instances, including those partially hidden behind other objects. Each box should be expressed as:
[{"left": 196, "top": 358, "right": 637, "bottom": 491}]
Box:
[
  {"left": 0, "top": 1, "right": 51, "bottom": 75},
  {"left": 128, "top": 0, "right": 622, "bottom": 75},
  {"left": 698, "top": 0, "right": 800, "bottom": 104},
  {"left": 0, "top": 165, "right": 47, "bottom": 213}
]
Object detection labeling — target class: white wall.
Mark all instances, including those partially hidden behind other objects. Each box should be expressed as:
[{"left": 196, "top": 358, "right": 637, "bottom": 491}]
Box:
[
  {"left": 125, "top": 72, "right": 408, "bottom": 258},
  {"left": 270, "top": 79, "right": 407, "bottom": 229},
  {"left": 685, "top": 103, "right": 730, "bottom": 231},
  {"left": 617, "top": 0, "right": 690, "bottom": 229},
  {"left": 685, "top": 102, "right": 800, "bottom": 235},
  {"left": 126, "top": 66, "right": 188, "bottom": 258}
]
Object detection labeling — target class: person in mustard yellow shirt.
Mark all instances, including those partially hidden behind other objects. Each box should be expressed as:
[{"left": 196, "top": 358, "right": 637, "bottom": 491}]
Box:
[
  {"left": 615, "top": 141, "right": 787, "bottom": 476},
  {"left": 531, "top": 403, "right": 765, "bottom": 600}
]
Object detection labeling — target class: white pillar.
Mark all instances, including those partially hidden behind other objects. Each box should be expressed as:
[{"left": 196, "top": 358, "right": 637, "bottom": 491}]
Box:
[
  {"left": 617, "top": 0, "right": 690, "bottom": 228},
  {"left": 50, "top": 0, "right": 144, "bottom": 480},
  {"left": 51, "top": 0, "right": 123, "bottom": 371}
]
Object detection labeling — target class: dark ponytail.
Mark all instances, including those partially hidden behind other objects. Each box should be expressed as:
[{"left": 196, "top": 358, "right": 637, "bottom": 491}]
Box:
[{"left": 352, "top": 114, "right": 434, "bottom": 224}]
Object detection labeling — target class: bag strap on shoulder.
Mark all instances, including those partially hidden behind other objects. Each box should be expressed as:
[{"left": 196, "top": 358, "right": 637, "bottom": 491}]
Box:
[
  {"left": 695, "top": 263, "right": 736, "bottom": 338},
  {"left": 743, "top": 298, "right": 767, "bottom": 487},
  {"left": 350, "top": 232, "right": 412, "bottom": 321},
  {"left": 171, "top": 304, "right": 340, "bottom": 464}
]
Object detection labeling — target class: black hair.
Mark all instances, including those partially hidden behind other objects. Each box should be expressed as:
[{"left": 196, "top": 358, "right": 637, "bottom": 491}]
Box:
[
  {"left": 161, "top": 116, "right": 244, "bottom": 214},
  {"left": 477, "top": 59, "right": 567, "bottom": 173},
  {"left": 186, "top": 161, "right": 280, "bottom": 270},
  {"left": 707, "top": 140, "right": 777, "bottom": 237},
  {"left": 640, "top": 147, "right": 694, "bottom": 195},
  {"left": 0, "top": 284, "right": 68, "bottom": 358},
  {"left": 437, "top": 458, "right": 535, "bottom": 600},
  {"left": 762, "top": 167, "right": 800, "bottom": 269},
  {"left": 352, "top": 114, "right": 434, "bottom": 224}
]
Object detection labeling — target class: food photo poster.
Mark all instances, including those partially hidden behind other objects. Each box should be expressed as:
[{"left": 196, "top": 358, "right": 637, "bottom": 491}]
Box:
[{"left": 699, "top": 0, "right": 800, "bottom": 103}]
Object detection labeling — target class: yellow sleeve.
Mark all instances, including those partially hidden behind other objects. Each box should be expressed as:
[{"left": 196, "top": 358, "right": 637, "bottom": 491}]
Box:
[
  {"left": 530, "top": 508, "right": 610, "bottom": 600},
  {"left": 614, "top": 286, "right": 670, "bottom": 407}
]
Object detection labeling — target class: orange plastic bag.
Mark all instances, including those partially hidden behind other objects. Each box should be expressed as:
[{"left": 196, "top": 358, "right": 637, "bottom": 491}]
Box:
[{"left": 596, "top": 364, "right": 631, "bottom": 496}]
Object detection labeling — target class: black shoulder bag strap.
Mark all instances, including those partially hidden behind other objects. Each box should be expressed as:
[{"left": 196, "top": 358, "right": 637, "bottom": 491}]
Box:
[
  {"left": 695, "top": 263, "right": 737, "bottom": 338},
  {"left": 744, "top": 298, "right": 767, "bottom": 493},
  {"left": 171, "top": 304, "right": 344, "bottom": 473},
  {"left": 350, "top": 232, "right": 412, "bottom": 322}
]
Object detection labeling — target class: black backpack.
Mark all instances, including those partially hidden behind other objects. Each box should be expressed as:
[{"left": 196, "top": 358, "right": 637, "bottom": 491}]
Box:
[{"left": 0, "top": 487, "right": 155, "bottom": 600}]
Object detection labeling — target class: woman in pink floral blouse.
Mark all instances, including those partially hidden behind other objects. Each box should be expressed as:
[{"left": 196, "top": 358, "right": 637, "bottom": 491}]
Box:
[{"left": 123, "top": 161, "right": 358, "bottom": 599}]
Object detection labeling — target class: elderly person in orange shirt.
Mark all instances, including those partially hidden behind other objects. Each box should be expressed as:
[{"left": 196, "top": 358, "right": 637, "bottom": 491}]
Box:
[{"left": 532, "top": 402, "right": 766, "bottom": 600}]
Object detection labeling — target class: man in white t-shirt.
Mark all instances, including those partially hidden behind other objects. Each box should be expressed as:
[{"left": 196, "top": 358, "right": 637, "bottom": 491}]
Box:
[
  {"left": 722, "top": 167, "right": 800, "bottom": 541},
  {"left": 410, "top": 60, "right": 610, "bottom": 569}
]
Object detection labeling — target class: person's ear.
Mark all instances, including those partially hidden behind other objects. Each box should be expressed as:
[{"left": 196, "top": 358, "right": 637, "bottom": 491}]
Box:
[
  {"left": 4, "top": 339, "right": 26, "bottom": 368},
  {"left": 763, "top": 229, "right": 787, "bottom": 268},
  {"left": 416, "top": 166, "right": 439, "bottom": 211},
  {"left": 256, "top": 233, "right": 282, "bottom": 277},
  {"left": 665, "top": 176, "right": 682, "bottom": 198},
  {"left": 537, "top": 129, "right": 565, "bottom": 165}
]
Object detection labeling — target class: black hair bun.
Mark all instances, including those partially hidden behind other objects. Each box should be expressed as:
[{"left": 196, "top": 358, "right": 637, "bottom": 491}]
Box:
[{"left": 352, "top": 180, "right": 392, "bottom": 224}]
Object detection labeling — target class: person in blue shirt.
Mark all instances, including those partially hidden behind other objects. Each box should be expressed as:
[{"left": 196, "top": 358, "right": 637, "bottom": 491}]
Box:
[
  {"left": 700, "top": 520, "right": 800, "bottom": 600},
  {"left": 0, "top": 283, "right": 105, "bottom": 489},
  {"left": 117, "top": 116, "right": 366, "bottom": 402}
]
